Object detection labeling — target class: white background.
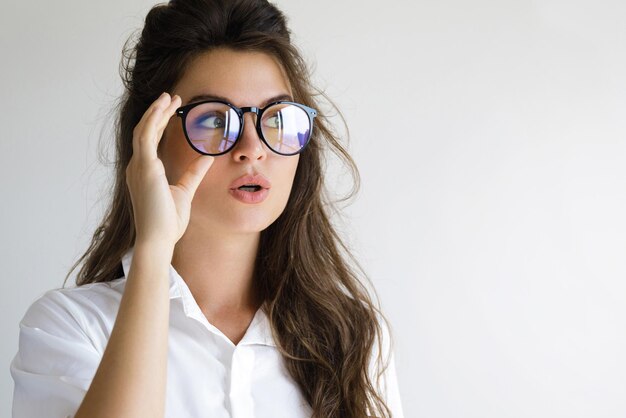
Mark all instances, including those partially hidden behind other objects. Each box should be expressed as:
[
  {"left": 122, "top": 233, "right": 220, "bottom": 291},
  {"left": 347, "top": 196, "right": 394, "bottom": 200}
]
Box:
[{"left": 2, "top": 1, "right": 625, "bottom": 417}]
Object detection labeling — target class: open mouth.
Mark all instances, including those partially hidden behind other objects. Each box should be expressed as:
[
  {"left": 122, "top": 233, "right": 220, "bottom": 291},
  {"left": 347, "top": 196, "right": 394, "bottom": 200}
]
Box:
[{"left": 237, "top": 185, "right": 263, "bottom": 192}]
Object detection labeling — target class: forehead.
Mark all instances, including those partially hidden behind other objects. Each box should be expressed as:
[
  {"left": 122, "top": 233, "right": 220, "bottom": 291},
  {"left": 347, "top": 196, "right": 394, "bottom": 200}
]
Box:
[{"left": 174, "top": 48, "right": 292, "bottom": 107}]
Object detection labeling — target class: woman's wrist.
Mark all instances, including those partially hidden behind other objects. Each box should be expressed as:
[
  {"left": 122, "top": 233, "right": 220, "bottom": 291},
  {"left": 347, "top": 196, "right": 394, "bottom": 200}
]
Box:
[{"left": 134, "top": 238, "right": 176, "bottom": 262}]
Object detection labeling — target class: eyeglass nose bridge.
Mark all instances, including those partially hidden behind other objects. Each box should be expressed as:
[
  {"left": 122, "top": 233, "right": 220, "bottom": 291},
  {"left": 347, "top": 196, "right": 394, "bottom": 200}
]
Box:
[
  {"left": 235, "top": 106, "right": 264, "bottom": 143},
  {"left": 237, "top": 106, "right": 262, "bottom": 125},
  {"left": 239, "top": 106, "right": 260, "bottom": 114}
]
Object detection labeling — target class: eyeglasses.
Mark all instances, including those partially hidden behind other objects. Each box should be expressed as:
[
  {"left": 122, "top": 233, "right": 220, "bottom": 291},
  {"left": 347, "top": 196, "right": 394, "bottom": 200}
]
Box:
[{"left": 175, "top": 100, "right": 318, "bottom": 156}]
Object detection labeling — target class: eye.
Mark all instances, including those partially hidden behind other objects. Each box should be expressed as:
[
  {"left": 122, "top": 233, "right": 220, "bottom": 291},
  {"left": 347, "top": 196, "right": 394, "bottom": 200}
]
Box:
[
  {"left": 196, "top": 112, "right": 226, "bottom": 129},
  {"left": 263, "top": 114, "right": 282, "bottom": 129}
]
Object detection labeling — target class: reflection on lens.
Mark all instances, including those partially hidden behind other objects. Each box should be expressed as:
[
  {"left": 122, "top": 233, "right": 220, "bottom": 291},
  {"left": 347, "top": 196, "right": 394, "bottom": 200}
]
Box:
[
  {"left": 185, "top": 102, "right": 240, "bottom": 154},
  {"left": 261, "top": 104, "right": 311, "bottom": 155}
]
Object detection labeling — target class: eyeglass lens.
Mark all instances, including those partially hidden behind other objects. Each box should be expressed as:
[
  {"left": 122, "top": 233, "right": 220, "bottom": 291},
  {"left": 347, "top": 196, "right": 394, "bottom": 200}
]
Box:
[{"left": 184, "top": 102, "right": 311, "bottom": 155}]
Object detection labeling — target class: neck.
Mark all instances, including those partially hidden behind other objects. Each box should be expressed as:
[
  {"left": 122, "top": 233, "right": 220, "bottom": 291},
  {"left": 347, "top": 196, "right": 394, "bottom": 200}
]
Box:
[{"left": 171, "top": 226, "right": 261, "bottom": 318}]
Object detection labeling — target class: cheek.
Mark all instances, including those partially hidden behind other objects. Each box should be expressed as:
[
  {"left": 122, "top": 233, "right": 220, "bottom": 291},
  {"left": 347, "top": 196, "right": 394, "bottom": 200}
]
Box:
[
  {"left": 289, "top": 159, "right": 300, "bottom": 187},
  {"left": 280, "top": 157, "right": 300, "bottom": 197}
]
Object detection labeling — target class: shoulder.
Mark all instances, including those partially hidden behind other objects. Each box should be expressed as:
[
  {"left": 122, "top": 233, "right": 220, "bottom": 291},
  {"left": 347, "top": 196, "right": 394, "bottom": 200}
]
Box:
[
  {"left": 22, "top": 277, "right": 126, "bottom": 326},
  {"left": 19, "top": 277, "right": 127, "bottom": 352}
]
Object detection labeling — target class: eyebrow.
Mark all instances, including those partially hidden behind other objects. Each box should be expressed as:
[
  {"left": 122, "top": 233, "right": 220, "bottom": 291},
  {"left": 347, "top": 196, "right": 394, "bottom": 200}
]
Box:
[{"left": 185, "top": 93, "right": 293, "bottom": 107}]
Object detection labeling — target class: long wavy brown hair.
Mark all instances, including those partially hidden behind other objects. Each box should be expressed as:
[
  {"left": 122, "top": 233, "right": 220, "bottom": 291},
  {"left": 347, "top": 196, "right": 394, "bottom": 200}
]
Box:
[{"left": 63, "top": 0, "right": 396, "bottom": 416}]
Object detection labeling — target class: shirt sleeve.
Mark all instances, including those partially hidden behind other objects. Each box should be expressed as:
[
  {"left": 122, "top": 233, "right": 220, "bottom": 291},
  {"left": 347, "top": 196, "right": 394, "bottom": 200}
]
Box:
[
  {"left": 380, "top": 346, "right": 404, "bottom": 418},
  {"left": 10, "top": 289, "right": 101, "bottom": 418},
  {"left": 367, "top": 313, "right": 405, "bottom": 418}
]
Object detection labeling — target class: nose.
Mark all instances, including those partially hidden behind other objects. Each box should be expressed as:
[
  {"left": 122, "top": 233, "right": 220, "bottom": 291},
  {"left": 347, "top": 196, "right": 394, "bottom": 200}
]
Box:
[{"left": 230, "top": 112, "right": 268, "bottom": 162}]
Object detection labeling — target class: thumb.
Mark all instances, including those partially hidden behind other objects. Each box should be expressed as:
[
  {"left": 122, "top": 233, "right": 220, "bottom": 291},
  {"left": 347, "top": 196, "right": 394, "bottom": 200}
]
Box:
[{"left": 176, "top": 155, "right": 215, "bottom": 197}]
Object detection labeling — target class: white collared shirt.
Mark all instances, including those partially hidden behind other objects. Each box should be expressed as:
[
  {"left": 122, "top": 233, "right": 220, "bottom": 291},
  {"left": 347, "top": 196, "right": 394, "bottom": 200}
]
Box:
[{"left": 10, "top": 246, "right": 404, "bottom": 418}]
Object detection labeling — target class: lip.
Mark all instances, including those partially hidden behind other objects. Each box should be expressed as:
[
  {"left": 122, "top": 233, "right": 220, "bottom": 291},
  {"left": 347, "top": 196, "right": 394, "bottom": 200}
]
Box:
[
  {"left": 229, "top": 173, "right": 272, "bottom": 190},
  {"left": 229, "top": 188, "right": 269, "bottom": 204}
]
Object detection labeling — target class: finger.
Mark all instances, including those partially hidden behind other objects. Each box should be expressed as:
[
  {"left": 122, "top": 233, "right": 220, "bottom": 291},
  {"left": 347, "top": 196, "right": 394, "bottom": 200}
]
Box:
[
  {"left": 141, "top": 94, "right": 179, "bottom": 149},
  {"left": 151, "top": 95, "right": 181, "bottom": 149},
  {"left": 135, "top": 92, "right": 170, "bottom": 136},
  {"left": 142, "top": 92, "right": 171, "bottom": 125},
  {"left": 176, "top": 155, "right": 215, "bottom": 197},
  {"left": 139, "top": 95, "right": 180, "bottom": 160},
  {"left": 133, "top": 92, "right": 171, "bottom": 158}
]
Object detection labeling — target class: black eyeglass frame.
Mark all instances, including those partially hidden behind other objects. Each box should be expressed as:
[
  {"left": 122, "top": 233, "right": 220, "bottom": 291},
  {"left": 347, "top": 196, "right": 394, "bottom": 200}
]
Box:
[{"left": 175, "top": 99, "right": 318, "bottom": 156}]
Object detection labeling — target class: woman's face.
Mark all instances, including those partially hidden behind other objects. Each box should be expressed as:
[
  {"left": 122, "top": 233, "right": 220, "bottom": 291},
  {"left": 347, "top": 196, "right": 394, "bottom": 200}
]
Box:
[{"left": 160, "top": 48, "right": 300, "bottom": 236}]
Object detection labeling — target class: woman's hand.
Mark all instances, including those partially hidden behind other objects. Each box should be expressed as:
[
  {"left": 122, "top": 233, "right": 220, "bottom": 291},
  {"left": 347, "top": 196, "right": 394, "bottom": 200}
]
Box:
[{"left": 125, "top": 92, "right": 215, "bottom": 248}]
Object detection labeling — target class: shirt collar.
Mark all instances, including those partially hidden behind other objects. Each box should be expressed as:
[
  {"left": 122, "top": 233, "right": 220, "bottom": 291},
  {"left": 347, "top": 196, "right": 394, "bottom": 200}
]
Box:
[{"left": 120, "top": 245, "right": 276, "bottom": 347}]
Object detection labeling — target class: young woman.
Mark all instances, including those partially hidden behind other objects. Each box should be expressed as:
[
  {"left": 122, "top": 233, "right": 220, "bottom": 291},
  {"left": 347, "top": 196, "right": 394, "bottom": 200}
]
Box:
[{"left": 10, "top": 1, "right": 404, "bottom": 417}]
